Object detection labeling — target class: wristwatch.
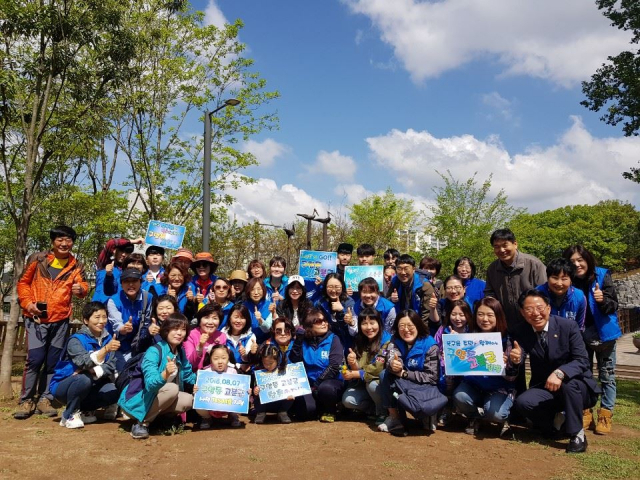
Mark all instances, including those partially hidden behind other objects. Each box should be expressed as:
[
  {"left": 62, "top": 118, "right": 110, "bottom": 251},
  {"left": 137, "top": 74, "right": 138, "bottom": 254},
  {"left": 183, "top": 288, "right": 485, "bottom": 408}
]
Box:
[
  {"left": 553, "top": 369, "right": 565, "bottom": 380},
  {"left": 401, "top": 370, "right": 408, "bottom": 379}
]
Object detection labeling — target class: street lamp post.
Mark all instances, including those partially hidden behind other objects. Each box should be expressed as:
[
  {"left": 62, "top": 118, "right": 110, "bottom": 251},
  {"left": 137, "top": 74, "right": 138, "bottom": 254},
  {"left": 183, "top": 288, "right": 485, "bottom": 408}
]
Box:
[{"left": 203, "top": 98, "right": 240, "bottom": 252}]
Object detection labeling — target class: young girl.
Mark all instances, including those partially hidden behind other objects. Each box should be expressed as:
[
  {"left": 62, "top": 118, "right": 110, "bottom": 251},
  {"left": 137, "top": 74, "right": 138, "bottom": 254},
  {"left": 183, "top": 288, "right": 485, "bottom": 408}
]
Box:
[
  {"left": 194, "top": 345, "right": 242, "bottom": 429},
  {"left": 50, "top": 302, "right": 120, "bottom": 428},
  {"left": 243, "top": 277, "right": 273, "bottom": 344},
  {"left": 452, "top": 297, "right": 518, "bottom": 437},
  {"left": 221, "top": 304, "right": 257, "bottom": 372},
  {"left": 378, "top": 310, "right": 447, "bottom": 437},
  {"left": 264, "top": 256, "right": 288, "bottom": 303},
  {"left": 276, "top": 275, "right": 311, "bottom": 327},
  {"left": 341, "top": 307, "right": 391, "bottom": 424},
  {"left": 252, "top": 344, "right": 294, "bottom": 424},
  {"left": 119, "top": 313, "right": 196, "bottom": 439},
  {"left": 433, "top": 299, "right": 474, "bottom": 425},
  {"left": 314, "top": 273, "right": 355, "bottom": 354},
  {"left": 184, "top": 303, "right": 227, "bottom": 370}
]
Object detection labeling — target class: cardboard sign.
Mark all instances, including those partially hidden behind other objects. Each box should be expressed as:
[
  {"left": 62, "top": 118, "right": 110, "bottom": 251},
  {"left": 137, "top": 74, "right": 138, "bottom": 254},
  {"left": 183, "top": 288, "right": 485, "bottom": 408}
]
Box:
[
  {"left": 145, "top": 220, "right": 186, "bottom": 250},
  {"left": 443, "top": 332, "right": 505, "bottom": 376},
  {"left": 298, "top": 250, "right": 337, "bottom": 280},
  {"left": 193, "top": 370, "right": 251, "bottom": 413},
  {"left": 254, "top": 362, "right": 312, "bottom": 404},
  {"left": 344, "top": 265, "right": 384, "bottom": 291}
]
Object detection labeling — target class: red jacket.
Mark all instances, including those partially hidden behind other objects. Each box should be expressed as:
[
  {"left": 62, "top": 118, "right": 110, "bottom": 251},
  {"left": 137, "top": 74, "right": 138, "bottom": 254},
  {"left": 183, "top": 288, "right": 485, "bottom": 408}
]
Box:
[{"left": 17, "top": 251, "right": 88, "bottom": 323}]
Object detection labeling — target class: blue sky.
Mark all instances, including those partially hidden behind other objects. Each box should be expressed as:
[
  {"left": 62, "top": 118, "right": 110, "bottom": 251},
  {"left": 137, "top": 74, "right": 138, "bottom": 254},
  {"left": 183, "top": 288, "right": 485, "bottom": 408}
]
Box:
[{"left": 191, "top": 0, "right": 640, "bottom": 226}]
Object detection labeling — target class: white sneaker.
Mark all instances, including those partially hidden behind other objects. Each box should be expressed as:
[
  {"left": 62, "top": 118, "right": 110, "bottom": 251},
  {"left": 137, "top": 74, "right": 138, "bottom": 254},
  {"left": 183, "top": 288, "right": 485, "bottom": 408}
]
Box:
[
  {"left": 377, "top": 415, "right": 401, "bottom": 433},
  {"left": 81, "top": 411, "right": 97, "bottom": 424},
  {"left": 60, "top": 411, "right": 85, "bottom": 429},
  {"left": 103, "top": 404, "right": 118, "bottom": 421}
]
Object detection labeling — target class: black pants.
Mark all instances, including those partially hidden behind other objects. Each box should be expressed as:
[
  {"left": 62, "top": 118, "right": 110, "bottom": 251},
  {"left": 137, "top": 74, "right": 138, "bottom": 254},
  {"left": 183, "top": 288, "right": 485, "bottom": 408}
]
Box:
[
  {"left": 292, "top": 379, "right": 344, "bottom": 420},
  {"left": 514, "top": 378, "right": 591, "bottom": 435}
]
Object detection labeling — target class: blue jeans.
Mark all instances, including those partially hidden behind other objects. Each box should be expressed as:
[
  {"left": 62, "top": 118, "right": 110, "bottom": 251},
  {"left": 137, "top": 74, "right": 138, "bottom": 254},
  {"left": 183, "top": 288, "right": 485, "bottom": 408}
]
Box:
[
  {"left": 587, "top": 341, "right": 616, "bottom": 411},
  {"left": 53, "top": 374, "right": 119, "bottom": 420},
  {"left": 453, "top": 381, "right": 513, "bottom": 424},
  {"left": 342, "top": 380, "right": 383, "bottom": 415}
]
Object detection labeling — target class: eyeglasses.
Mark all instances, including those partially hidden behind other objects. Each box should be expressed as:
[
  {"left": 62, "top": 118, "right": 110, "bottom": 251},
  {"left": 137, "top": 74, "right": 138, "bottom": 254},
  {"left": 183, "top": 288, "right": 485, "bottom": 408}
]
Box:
[
  {"left": 214, "top": 285, "right": 229, "bottom": 290},
  {"left": 398, "top": 323, "right": 416, "bottom": 331},
  {"left": 445, "top": 286, "right": 463, "bottom": 292},
  {"left": 326, "top": 286, "right": 342, "bottom": 291},
  {"left": 168, "top": 274, "right": 184, "bottom": 280},
  {"left": 396, "top": 266, "right": 413, "bottom": 273},
  {"left": 523, "top": 305, "right": 548, "bottom": 315}
]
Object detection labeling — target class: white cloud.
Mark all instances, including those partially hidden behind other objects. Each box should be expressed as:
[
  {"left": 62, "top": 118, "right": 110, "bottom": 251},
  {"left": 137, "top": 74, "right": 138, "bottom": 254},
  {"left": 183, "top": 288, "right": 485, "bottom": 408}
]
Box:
[
  {"left": 241, "top": 138, "right": 290, "bottom": 167},
  {"left": 204, "top": 0, "right": 228, "bottom": 28},
  {"left": 228, "top": 178, "right": 328, "bottom": 225},
  {"left": 364, "top": 117, "right": 640, "bottom": 212},
  {"left": 334, "top": 183, "right": 373, "bottom": 205},
  {"left": 343, "top": 0, "right": 631, "bottom": 87},
  {"left": 482, "top": 92, "right": 513, "bottom": 121},
  {"left": 309, "top": 150, "right": 357, "bottom": 181}
]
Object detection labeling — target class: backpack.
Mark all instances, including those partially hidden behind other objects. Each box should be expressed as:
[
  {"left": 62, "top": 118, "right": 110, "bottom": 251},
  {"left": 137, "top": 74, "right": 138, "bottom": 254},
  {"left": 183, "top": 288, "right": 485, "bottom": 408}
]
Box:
[{"left": 115, "top": 343, "right": 161, "bottom": 394}]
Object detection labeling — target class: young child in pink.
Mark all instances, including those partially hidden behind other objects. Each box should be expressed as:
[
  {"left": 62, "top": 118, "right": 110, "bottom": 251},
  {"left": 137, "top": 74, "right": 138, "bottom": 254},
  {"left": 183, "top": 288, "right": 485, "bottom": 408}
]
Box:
[{"left": 184, "top": 303, "right": 226, "bottom": 370}]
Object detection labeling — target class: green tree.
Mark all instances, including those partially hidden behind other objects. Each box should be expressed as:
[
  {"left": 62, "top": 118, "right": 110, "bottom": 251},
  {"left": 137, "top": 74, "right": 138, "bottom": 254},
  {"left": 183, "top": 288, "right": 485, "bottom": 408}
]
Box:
[
  {"left": 0, "top": 0, "right": 138, "bottom": 397},
  {"left": 510, "top": 200, "right": 640, "bottom": 270},
  {"left": 426, "top": 172, "right": 523, "bottom": 277},
  {"left": 581, "top": 0, "right": 640, "bottom": 183},
  {"left": 348, "top": 188, "right": 416, "bottom": 257}
]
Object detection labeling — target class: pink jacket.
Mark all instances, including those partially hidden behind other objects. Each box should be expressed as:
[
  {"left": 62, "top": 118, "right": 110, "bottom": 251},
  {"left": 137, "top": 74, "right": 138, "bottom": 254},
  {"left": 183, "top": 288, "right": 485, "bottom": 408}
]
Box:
[{"left": 183, "top": 327, "right": 227, "bottom": 370}]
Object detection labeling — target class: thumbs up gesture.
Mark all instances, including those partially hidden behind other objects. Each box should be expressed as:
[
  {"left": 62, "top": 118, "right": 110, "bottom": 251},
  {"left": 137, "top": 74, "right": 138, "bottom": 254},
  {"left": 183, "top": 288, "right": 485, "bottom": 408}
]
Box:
[
  {"left": 331, "top": 299, "right": 344, "bottom": 312},
  {"left": 428, "top": 292, "right": 437, "bottom": 309},
  {"left": 254, "top": 306, "right": 263, "bottom": 324},
  {"left": 105, "top": 336, "right": 121, "bottom": 352},
  {"left": 120, "top": 316, "right": 134, "bottom": 334},
  {"left": 199, "top": 331, "right": 210, "bottom": 348},
  {"left": 593, "top": 282, "right": 604, "bottom": 303},
  {"left": 195, "top": 287, "right": 204, "bottom": 304},
  {"left": 347, "top": 348, "right": 358, "bottom": 368},
  {"left": 149, "top": 317, "right": 160, "bottom": 336},
  {"left": 390, "top": 289, "right": 399, "bottom": 303},
  {"left": 509, "top": 340, "right": 522, "bottom": 365},
  {"left": 250, "top": 341, "right": 258, "bottom": 354},
  {"left": 164, "top": 356, "right": 177, "bottom": 376},
  {"left": 71, "top": 282, "right": 83, "bottom": 296},
  {"left": 167, "top": 285, "right": 177, "bottom": 297},
  {"left": 146, "top": 271, "right": 154, "bottom": 283},
  {"left": 105, "top": 260, "right": 115, "bottom": 276},
  {"left": 344, "top": 306, "right": 354, "bottom": 326},
  {"left": 390, "top": 352, "right": 403, "bottom": 374},
  {"left": 186, "top": 285, "right": 194, "bottom": 301},
  {"left": 269, "top": 300, "right": 277, "bottom": 316}
]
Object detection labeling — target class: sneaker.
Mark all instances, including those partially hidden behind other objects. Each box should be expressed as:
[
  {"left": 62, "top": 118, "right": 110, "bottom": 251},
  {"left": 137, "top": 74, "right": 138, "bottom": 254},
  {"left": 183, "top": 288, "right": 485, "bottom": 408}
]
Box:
[
  {"left": 60, "top": 411, "right": 85, "bottom": 429},
  {"left": 103, "top": 404, "right": 119, "bottom": 421},
  {"left": 277, "top": 412, "right": 292, "bottom": 424},
  {"left": 378, "top": 415, "right": 403, "bottom": 434},
  {"left": 130, "top": 422, "right": 149, "bottom": 439},
  {"left": 595, "top": 408, "right": 612, "bottom": 435},
  {"left": 499, "top": 421, "right": 511, "bottom": 438},
  {"left": 36, "top": 397, "right": 58, "bottom": 417},
  {"left": 320, "top": 413, "right": 335, "bottom": 423},
  {"left": 375, "top": 414, "right": 386, "bottom": 426},
  {"left": 229, "top": 414, "right": 242, "bottom": 428},
  {"left": 437, "top": 411, "right": 449, "bottom": 427},
  {"left": 465, "top": 418, "right": 480, "bottom": 436},
  {"left": 199, "top": 418, "right": 212, "bottom": 430},
  {"left": 81, "top": 411, "right": 97, "bottom": 424},
  {"left": 254, "top": 412, "right": 267, "bottom": 424},
  {"left": 14, "top": 400, "right": 36, "bottom": 420}
]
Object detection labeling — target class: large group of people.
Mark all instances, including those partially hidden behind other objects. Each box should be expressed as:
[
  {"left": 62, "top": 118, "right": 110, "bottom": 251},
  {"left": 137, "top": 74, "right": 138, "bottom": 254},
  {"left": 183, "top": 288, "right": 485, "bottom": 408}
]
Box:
[{"left": 13, "top": 226, "right": 623, "bottom": 454}]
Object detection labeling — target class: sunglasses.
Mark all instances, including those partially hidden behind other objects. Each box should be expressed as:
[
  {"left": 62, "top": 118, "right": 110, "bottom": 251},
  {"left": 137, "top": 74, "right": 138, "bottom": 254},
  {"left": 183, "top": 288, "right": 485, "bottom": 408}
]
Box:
[
  {"left": 275, "top": 328, "right": 291, "bottom": 335},
  {"left": 214, "top": 285, "right": 229, "bottom": 290},
  {"left": 312, "top": 317, "right": 327, "bottom": 325}
]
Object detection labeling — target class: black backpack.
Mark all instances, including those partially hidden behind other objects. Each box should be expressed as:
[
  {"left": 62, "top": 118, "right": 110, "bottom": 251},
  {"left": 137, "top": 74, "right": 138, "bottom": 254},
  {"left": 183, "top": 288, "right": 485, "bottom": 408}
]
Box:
[{"left": 115, "top": 344, "right": 161, "bottom": 394}]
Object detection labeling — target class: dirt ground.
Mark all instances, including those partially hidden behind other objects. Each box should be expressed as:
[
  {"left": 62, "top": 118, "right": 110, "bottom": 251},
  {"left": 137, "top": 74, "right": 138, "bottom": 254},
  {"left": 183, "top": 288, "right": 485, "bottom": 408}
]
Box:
[{"left": 1, "top": 394, "right": 639, "bottom": 480}]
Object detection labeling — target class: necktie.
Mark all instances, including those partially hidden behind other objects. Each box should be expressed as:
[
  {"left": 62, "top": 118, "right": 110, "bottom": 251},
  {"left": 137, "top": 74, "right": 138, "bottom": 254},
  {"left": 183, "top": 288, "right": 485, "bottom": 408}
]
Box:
[{"left": 537, "top": 330, "right": 548, "bottom": 355}]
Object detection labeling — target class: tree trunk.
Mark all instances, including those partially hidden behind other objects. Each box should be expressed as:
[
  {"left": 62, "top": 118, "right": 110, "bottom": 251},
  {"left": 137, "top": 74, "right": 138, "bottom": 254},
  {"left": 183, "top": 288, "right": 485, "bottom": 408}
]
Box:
[{"left": 0, "top": 220, "right": 29, "bottom": 398}]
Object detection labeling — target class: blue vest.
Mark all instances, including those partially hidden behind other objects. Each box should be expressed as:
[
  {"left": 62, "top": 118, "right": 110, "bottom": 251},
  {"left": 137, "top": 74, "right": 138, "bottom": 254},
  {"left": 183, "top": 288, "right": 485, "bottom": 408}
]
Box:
[
  {"left": 302, "top": 332, "right": 335, "bottom": 384},
  {"left": 393, "top": 335, "right": 436, "bottom": 372},
  {"left": 264, "top": 275, "right": 288, "bottom": 302},
  {"left": 93, "top": 268, "right": 121, "bottom": 303},
  {"left": 107, "top": 290, "right": 150, "bottom": 353},
  {"left": 537, "top": 283, "right": 586, "bottom": 330},
  {"left": 244, "top": 299, "right": 271, "bottom": 344},
  {"left": 354, "top": 296, "right": 396, "bottom": 332},
  {"left": 588, "top": 267, "right": 622, "bottom": 342},
  {"left": 49, "top": 330, "right": 114, "bottom": 395},
  {"left": 225, "top": 333, "right": 254, "bottom": 365},
  {"left": 390, "top": 273, "right": 423, "bottom": 312},
  {"left": 462, "top": 277, "right": 485, "bottom": 307}
]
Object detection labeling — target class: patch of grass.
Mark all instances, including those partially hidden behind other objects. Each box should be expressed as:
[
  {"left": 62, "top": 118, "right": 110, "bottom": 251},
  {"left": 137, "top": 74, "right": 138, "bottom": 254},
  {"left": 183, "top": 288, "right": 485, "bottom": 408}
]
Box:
[
  {"left": 11, "top": 361, "right": 24, "bottom": 377},
  {"left": 248, "top": 454, "right": 263, "bottom": 463},
  {"left": 612, "top": 380, "right": 640, "bottom": 430},
  {"left": 159, "top": 423, "right": 185, "bottom": 436},
  {"left": 573, "top": 451, "right": 640, "bottom": 480},
  {"left": 382, "top": 461, "right": 413, "bottom": 471}
]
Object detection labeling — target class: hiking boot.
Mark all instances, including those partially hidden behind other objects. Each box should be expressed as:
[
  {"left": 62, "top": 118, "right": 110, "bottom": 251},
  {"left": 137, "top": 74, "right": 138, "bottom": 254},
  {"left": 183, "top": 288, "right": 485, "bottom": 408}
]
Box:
[
  {"left": 130, "top": 422, "right": 149, "bottom": 439},
  {"left": 595, "top": 408, "right": 612, "bottom": 435},
  {"left": 254, "top": 412, "right": 267, "bottom": 424},
  {"left": 277, "top": 412, "right": 292, "bottom": 424},
  {"left": 14, "top": 400, "right": 36, "bottom": 420},
  {"left": 36, "top": 397, "right": 58, "bottom": 417},
  {"left": 583, "top": 409, "right": 595, "bottom": 430},
  {"left": 60, "top": 411, "right": 85, "bottom": 429}
]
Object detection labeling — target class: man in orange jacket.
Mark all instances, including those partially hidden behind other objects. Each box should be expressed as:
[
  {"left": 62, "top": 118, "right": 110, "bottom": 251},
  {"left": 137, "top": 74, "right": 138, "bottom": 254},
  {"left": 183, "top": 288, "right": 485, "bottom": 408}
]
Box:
[{"left": 14, "top": 226, "right": 88, "bottom": 419}]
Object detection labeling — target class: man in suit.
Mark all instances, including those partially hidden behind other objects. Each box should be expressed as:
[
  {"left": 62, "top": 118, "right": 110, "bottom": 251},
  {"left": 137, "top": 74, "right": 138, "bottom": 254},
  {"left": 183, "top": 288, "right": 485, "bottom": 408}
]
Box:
[{"left": 511, "top": 289, "right": 599, "bottom": 453}]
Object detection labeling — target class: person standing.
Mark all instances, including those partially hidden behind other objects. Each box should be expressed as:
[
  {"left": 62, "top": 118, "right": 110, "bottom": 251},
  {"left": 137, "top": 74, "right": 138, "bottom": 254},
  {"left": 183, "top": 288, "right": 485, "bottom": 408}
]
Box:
[{"left": 15, "top": 226, "right": 89, "bottom": 419}]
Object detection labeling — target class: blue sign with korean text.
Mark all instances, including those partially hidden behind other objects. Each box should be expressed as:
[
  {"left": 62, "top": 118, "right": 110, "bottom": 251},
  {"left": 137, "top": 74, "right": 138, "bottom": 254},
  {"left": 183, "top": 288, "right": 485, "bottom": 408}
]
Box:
[
  {"left": 442, "top": 332, "right": 505, "bottom": 376},
  {"left": 193, "top": 371, "right": 251, "bottom": 413},
  {"left": 145, "top": 220, "right": 186, "bottom": 250},
  {"left": 344, "top": 265, "right": 384, "bottom": 291},
  {"left": 254, "top": 362, "right": 312, "bottom": 404},
  {"left": 298, "top": 250, "right": 337, "bottom": 280}
]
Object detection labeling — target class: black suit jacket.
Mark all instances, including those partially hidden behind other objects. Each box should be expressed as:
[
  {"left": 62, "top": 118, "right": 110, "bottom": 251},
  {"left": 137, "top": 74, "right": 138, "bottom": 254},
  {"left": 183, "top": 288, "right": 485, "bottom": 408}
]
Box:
[{"left": 514, "top": 315, "right": 598, "bottom": 391}]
